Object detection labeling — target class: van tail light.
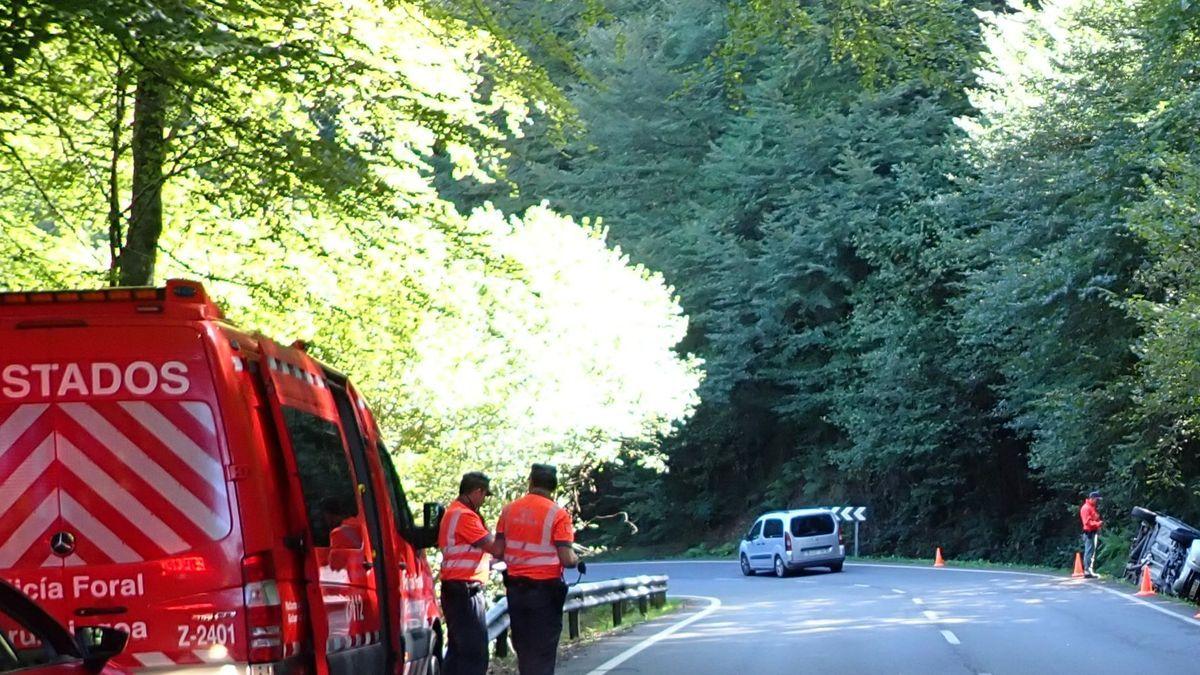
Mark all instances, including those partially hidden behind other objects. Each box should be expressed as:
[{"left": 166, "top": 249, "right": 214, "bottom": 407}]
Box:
[
  {"left": 838, "top": 527, "right": 844, "bottom": 546},
  {"left": 242, "top": 552, "right": 283, "bottom": 663},
  {"left": 784, "top": 532, "right": 793, "bottom": 553}
]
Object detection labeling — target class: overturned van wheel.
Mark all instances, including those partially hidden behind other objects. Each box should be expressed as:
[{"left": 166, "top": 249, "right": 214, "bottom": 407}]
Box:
[
  {"left": 1170, "top": 528, "right": 1200, "bottom": 546},
  {"left": 1131, "top": 507, "right": 1158, "bottom": 524}
]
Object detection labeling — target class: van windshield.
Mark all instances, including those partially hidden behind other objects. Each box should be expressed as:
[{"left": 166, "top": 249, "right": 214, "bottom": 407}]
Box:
[{"left": 791, "top": 515, "right": 835, "bottom": 537}]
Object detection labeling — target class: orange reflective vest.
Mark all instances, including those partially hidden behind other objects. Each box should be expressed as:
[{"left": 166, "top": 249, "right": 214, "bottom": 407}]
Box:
[
  {"left": 438, "top": 500, "right": 491, "bottom": 584},
  {"left": 497, "top": 493, "right": 572, "bottom": 581}
]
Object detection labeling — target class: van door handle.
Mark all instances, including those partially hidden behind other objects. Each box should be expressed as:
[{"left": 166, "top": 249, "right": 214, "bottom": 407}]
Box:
[
  {"left": 364, "top": 559, "right": 375, "bottom": 570},
  {"left": 397, "top": 561, "right": 407, "bottom": 570}
]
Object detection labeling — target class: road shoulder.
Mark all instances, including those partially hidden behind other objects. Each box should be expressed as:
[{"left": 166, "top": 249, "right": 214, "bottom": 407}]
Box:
[{"left": 555, "top": 597, "right": 707, "bottom": 674}]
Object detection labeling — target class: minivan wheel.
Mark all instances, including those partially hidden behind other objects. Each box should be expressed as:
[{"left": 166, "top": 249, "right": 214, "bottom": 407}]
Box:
[
  {"left": 740, "top": 554, "right": 754, "bottom": 577},
  {"left": 830, "top": 561, "right": 844, "bottom": 573},
  {"left": 774, "top": 556, "right": 788, "bottom": 578}
]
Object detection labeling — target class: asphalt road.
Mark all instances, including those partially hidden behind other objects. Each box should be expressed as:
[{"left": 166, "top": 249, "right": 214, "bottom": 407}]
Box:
[{"left": 556, "top": 560, "right": 1200, "bottom": 674}]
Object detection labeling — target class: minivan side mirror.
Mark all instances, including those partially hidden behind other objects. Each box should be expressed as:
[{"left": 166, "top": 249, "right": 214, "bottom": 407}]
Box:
[{"left": 75, "top": 625, "right": 128, "bottom": 671}]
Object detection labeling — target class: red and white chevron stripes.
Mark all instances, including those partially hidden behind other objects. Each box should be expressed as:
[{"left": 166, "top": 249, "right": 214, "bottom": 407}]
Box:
[{"left": 0, "top": 401, "right": 230, "bottom": 568}]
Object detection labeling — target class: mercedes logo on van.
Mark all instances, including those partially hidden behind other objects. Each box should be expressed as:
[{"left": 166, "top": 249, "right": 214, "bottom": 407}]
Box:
[{"left": 50, "top": 532, "right": 76, "bottom": 557}]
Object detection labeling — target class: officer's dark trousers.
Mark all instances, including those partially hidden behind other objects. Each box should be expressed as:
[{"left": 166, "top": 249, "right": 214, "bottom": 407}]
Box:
[
  {"left": 441, "top": 580, "right": 488, "bottom": 675},
  {"left": 505, "top": 576, "right": 568, "bottom": 675}
]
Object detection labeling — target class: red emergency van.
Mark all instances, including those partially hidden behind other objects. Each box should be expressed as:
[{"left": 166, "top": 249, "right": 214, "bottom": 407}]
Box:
[{"left": 0, "top": 280, "right": 443, "bottom": 674}]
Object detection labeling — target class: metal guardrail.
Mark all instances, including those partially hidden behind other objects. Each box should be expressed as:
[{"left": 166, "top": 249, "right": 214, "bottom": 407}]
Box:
[{"left": 485, "top": 575, "right": 669, "bottom": 656}]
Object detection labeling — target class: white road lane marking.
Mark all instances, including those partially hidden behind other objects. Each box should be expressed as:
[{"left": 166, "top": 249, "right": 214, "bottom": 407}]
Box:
[
  {"left": 912, "top": 598, "right": 924, "bottom": 605},
  {"left": 892, "top": 588, "right": 906, "bottom": 594},
  {"left": 854, "top": 583, "right": 869, "bottom": 588},
  {"left": 940, "top": 630, "right": 960, "bottom": 645},
  {"left": 923, "top": 610, "right": 939, "bottom": 621},
  {"left": 586, "top": 595, "right": 722, "bottom": 675}
]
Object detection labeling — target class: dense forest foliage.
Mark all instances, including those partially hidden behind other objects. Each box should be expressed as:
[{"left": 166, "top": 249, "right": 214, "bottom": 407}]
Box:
[
  {"left": 0, "top": 0, "right": 701, "bottom": 505},
  {"left": 436, "top": 0, "right": 1200, "bottom": 565},
  {"left": 4, "top": 0, "right": 1200, "bottom": 567}
]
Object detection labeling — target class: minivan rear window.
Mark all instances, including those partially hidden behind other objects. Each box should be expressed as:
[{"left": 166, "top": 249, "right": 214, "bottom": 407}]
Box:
[
  {"left": 281, "top": 407, "right": 360, "bottom": 548},
  {"left": 790, "top": 514, "right": 835, "bottom": 537}
]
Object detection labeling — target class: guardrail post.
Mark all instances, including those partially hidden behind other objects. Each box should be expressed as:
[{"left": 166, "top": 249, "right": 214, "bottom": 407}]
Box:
[
  {"left": 568, "top": 609, "right": 580, "bottom": 639},
  {"left": 638, "top": 595, "right": 649, "bottom": 615},
  {"left": 612, "top": 600, "right": 623, "bottom": 627},
  {"left": 495, "top": 629, "right": 508, "bottom": 658},
  {"left": 652, "top": 590, "right": 666, "bottom": 608}
]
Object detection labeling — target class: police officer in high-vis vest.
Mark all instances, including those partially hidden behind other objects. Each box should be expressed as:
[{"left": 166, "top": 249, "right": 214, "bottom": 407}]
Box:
[
  {"left": 438, "top": 472, "right": 504, "bottom": 675},
  {"left": 496, "top": 463, "right": 583, "bottom": 675}
]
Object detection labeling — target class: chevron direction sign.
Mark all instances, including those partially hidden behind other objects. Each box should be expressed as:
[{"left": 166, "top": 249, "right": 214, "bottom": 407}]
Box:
[
  {"left": 822, "top": 506, "right": 867, "bottom": 557},
  {"left": 825, "top": 506, "right": 867, "bottom": 522}
]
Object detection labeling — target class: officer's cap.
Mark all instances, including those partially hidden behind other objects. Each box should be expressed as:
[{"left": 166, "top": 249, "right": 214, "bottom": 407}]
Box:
[
  {"left": 459, "top": 471, "right": 492, "bottom": 496},
  {"left": 530, "top": 463, "right": 558, "bottom": 490}
]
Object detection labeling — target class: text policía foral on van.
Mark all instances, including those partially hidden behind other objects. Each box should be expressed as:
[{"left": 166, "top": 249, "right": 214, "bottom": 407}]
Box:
[{"left": 8, "top": 572, "right": 148, "bottom": 601}]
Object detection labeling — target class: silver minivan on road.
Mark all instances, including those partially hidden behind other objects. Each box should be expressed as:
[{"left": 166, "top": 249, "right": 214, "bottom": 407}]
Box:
[{"left": 739, "top": 509, "right": 845, "bottom": 577}]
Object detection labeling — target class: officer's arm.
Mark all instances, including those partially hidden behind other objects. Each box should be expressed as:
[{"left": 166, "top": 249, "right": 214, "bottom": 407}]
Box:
[
  {"left": 556, "top": 542, "right": 580, "bottom": 568},
  {"left": 493, "top": 533, "right": 506, "bottom": 560},
  {"left": 472, "top": 533, "right": 504, "bottom": 558}
]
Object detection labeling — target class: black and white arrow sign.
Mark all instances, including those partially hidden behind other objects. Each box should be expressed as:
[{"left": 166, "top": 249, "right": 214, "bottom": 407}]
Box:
[{"left": 825, "top": 506, "right": 867, "bottom": 522}]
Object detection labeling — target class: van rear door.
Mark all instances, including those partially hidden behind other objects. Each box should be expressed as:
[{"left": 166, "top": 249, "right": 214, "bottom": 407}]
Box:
[{"left": 0, "top": 323, "right": 244, "bottom": 670}]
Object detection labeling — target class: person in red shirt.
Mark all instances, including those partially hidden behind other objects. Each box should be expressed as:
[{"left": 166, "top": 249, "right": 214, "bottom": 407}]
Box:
[
  {"left": 496, "top": 464, "right": 584, "bottom": 675},
  {"left": 438, "top": 472, "right": 504, "bottom": 675},
  {"left": 1080, "top": 491, "right": 1103, "bottom": 578}
]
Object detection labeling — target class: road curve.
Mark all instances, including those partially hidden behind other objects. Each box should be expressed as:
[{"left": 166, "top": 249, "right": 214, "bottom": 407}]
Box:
[{"left": 557, "top": 560, "right": 1199, "bottom": 674}]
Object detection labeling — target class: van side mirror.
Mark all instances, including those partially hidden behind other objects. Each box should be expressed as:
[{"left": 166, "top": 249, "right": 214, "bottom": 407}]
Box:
[
  {"left": 407, "top": 502, "right": 444, "bottom": 549},
  {"left": 423, "top": 502, "right": 445, "bottom": 532},
  {"left": 75, "top": 625, "right": 128, "bottom": 671}
]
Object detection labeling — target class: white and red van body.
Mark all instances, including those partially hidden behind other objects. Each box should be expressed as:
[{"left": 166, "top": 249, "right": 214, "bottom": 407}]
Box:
[{"left": 0, "top": 280, "right": 442, "bottom": 674}]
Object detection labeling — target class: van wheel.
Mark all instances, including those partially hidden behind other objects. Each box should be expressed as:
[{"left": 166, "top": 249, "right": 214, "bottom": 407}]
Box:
[
  {"left": 740, "top": 554, "right": 754, "bottom": 576},
  {"left": 1131, "top": 507, "right": 1157, "bottom": 524},
  {"left": 1170, "top": 528, "right": 1199, "bottom": 546},
  {"left": 774, "top": 556, "right": 788, "bottom": 578},
  {"left": 830, "top": 561, "right": 844, "bottom": 573}
]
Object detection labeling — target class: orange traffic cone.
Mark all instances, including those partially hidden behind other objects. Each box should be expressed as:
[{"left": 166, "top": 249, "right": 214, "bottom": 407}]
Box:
[
  {"left": 1071, "top": 552, "right": 1085, "bottom": 578},
  {"left": 934, "top": 547, "right": 946, "bottom": 568},
  {"left": 1135, "top": 564, "right": 1155, "bottom": 597}
]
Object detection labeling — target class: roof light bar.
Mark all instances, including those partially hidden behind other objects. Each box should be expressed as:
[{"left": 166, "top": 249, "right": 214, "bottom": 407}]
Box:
[{"left": 0, "top": 287, "right": 166, "bottom": 305}]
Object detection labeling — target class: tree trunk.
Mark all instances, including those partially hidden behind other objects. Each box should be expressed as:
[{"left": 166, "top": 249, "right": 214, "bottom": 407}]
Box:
[
  {"left": 117, "top": 65, "right": 167, "bottom": 287},
  {"left": 106, "top": 62, "right": 128, "bottom": 287}
]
